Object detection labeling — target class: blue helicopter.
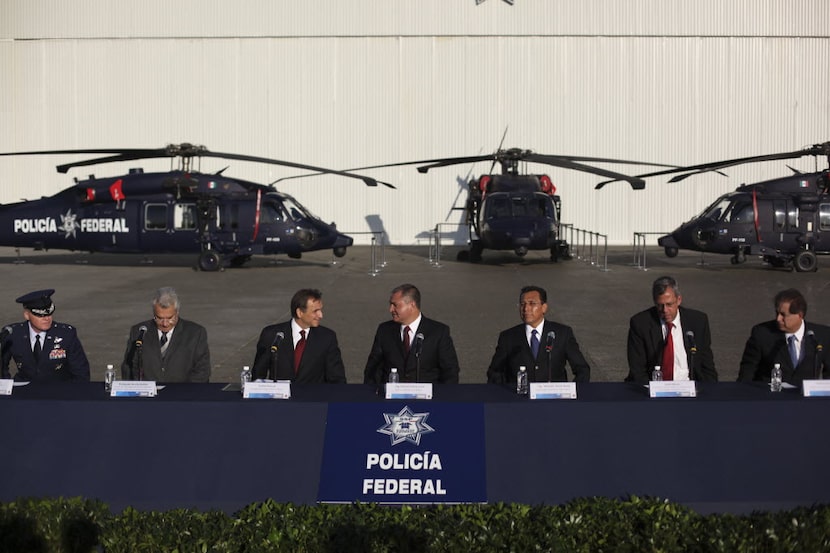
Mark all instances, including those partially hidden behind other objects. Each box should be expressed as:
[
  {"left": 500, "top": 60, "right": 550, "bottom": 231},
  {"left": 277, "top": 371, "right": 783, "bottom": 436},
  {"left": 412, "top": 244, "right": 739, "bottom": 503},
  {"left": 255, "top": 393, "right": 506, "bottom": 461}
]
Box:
[{"left": 0, "top": 143, "right": 393, "bottom": 270}]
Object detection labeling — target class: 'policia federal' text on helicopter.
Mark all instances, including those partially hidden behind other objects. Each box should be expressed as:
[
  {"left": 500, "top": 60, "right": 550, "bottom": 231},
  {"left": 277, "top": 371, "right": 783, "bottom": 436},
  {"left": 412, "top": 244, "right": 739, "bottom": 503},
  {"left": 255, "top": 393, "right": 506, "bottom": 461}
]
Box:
[
  {"left": 337, "top": 147, "right": 676, "bottom": 263},
  {"left": 0, "top": 144, "right": 393, "bottom": 271},
  {"left": 598, "top": 142, "right": 830, "bottom": 272}
]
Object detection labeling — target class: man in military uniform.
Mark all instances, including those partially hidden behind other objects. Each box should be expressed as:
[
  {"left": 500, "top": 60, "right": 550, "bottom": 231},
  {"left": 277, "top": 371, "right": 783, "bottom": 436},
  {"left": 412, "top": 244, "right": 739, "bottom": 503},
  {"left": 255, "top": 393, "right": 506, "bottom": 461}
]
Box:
[{"left": 1, "top": 289, "right": 91, "bottom": 381}]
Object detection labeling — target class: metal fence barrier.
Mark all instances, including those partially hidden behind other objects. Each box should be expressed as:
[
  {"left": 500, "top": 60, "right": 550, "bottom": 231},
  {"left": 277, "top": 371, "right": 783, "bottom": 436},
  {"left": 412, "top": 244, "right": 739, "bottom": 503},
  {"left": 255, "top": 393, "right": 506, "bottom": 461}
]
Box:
[
  {"left": 428, "top": 223, "right": 466, "bottom": 267},
  {"left": 631, "top": 232, "right": 668, "bottom": 271},
  {"left": 335, "top": 231, "right": 387, "bottom": 276},
  {"left": 561, "top": 223, "right": 610, "bottom": 272}
]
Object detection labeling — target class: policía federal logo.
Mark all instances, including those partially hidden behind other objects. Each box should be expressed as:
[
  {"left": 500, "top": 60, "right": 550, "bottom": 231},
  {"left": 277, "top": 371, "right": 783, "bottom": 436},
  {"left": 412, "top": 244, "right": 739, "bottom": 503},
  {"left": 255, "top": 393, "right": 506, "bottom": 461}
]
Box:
[{"left": 377, "top": 405, "right": 435, "bottom": 446}]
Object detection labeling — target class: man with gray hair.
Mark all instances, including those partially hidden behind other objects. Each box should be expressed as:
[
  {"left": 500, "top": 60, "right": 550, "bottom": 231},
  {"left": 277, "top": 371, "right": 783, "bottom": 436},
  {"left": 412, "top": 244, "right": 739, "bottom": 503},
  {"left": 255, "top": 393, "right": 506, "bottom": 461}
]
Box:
[
  {"left": 121, "top": 287, "right": 211, "bottom": 382},
  {"left": 626, "top": 275, "right": 717, "bottom": 383}
]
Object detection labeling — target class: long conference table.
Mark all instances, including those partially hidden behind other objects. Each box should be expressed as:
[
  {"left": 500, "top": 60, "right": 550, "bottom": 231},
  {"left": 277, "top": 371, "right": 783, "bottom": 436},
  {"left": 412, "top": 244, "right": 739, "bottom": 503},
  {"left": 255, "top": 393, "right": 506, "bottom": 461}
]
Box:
[{"left": 2, "top": 381, "right": 829, "bottom": 515}]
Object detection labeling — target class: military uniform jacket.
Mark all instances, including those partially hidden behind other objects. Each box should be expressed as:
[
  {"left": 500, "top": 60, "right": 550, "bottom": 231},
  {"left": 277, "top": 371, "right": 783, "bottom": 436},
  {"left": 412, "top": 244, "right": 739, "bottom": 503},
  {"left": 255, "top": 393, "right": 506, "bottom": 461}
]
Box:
[{"left": 1, "top": 321, "right": 90, "bottom": 381}]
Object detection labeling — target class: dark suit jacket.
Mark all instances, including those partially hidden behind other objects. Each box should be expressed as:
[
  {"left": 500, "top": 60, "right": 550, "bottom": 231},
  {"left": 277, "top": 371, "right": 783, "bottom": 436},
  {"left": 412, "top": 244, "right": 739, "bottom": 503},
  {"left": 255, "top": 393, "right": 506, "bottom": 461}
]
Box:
[
  {"left": 738, "top": 320, "right": 830, "bottom": 384},
  {"left": 626, "top": 306, "right": 717, "bottom": 382},
  {"left": 487, "top": 320, "right": 590, "bottom": 384},
  {"left": 121, "top": 319, "right": 211, "bottom": 383},
  {"left": 1, "top": 321, "right": 90, "bottom": 381},
  {"left": 363, "top": 317, "right": 460, "bottom": 387},
  {"left": 252, "top": 322, "right": 346, "bottom": 383}
]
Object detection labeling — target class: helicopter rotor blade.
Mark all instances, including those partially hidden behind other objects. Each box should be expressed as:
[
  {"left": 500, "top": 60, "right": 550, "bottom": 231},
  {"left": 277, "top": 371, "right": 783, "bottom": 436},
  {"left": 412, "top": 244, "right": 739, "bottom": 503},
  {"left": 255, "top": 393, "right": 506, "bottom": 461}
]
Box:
[
  {"left": 0, "top": 143, "right": 394, "bottom": 188},
  {"left": 602, "top": 142, "right": 830, "bottom": 186}
]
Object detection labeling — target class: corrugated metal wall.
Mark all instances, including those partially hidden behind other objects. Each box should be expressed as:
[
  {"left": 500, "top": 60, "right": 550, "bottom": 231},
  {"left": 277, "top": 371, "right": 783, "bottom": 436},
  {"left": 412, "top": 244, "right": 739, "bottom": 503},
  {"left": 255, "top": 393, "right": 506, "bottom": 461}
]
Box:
[{"left": 1, "top": 1, "right": 828, "bottom": 246}]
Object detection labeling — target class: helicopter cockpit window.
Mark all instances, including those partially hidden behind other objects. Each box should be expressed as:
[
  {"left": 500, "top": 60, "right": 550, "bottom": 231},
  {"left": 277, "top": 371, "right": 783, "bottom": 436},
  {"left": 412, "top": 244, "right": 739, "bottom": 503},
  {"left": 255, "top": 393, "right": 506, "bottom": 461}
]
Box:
[
  {"left": 260, "top": 203, "right": 286, "bottom": 224},
  {"left": 728, "top": 203, "right": 754, "bottom": 224},
  {"left": 701, "top": 198, "right": 730, "bottom": 221},
  {"left": 282, "top": 197, "right": 319, "bottom": 222},
  {"left": 174, "top": 204, "right": 197, "bottom": 230},
  {"left": 820, "top": 204, "right": 830, "bottom": 231},
  {"left": 145, "top": 204, "right": 167, "bottom": 231}
]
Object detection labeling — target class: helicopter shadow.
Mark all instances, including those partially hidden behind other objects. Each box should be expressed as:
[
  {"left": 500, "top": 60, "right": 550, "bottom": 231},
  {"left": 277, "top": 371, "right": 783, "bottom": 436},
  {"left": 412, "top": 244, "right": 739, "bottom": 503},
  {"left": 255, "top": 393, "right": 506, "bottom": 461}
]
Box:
[{"left": 0, "top": 250, "right": 333, "bottom": 270}]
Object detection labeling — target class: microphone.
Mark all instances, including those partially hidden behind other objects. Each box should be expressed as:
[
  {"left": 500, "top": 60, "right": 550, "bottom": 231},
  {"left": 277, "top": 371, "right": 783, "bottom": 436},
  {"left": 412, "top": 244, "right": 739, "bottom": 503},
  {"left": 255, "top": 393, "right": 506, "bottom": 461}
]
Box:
[
  {"left": 413, "top": 333, "right": 424, "bottom": 357},
  {"left": 135, "top": 325, "right": 148, "bottom": 347},
  {"left": 0, "top": 325, "right": 12, "bottom": 342},
  {"left": 686, "top": 330, "right": 697, "bottom": 380},
  {"left": 270, "top": 331, "right": 285, "bottom": 353},
  {"left": 686, "top": 331, "right": 697, "bottom": 354}
]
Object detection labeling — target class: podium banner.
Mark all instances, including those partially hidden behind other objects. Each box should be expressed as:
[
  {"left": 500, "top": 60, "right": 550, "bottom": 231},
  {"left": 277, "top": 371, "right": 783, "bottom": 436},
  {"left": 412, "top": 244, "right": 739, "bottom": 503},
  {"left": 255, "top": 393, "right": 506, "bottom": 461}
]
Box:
[{"left": 318, "top": 402, "right": 486, "bottom": 504}]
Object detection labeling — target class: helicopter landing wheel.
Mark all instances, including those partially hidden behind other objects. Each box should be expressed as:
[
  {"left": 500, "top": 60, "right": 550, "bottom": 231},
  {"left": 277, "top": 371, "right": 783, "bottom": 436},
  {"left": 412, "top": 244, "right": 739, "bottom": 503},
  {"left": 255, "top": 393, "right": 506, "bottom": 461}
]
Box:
[
  {"left": 469, "top": 241, "right": 483, "bottom": 263},
  {"left": 198, "top": 251, "right": 222, "bottom": 272},
  {"left": 794, "top": 249, "right": 818, "bottom": 272}
]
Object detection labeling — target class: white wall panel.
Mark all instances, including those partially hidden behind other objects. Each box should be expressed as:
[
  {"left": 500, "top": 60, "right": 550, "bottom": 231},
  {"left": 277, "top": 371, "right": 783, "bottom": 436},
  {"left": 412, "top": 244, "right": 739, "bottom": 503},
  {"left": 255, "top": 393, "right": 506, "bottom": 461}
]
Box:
[{"left": 1, "top": 1, "right": 829, "bottom": 247}]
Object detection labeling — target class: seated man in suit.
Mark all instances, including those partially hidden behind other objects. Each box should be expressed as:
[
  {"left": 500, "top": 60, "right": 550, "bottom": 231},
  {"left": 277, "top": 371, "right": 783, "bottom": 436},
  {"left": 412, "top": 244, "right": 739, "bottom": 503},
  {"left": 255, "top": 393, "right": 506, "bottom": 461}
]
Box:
[
  {"left": 121, "top": 287, "right": 211, "bottom": 382},
  {"left": 487, "top": 285, "right": 590, "bottom": 384},
  {"left": 739, "top": 288, "right": 830, "bottom": 384},
  {"left": 252, "top": 288, "right": 346, "bottom": 383},
  {"left": 626, "top": 275, "right": 717, "bottom": 382},
  {"left": 364, "top": 283, "right": 459, "bottom": 388},
  {"left": 1, "top": 289, "right": 90, "bottom": 382}
]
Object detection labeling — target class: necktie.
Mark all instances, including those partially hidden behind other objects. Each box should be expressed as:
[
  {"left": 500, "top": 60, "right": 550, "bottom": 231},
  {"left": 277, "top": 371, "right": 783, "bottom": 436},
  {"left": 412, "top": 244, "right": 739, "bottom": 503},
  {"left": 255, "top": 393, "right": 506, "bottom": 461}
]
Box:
[
  {"left": 530, "top": 329, "right": 540, "bottom": 358},
  {"left": 662, "top": 322, "right": 674, "bottom": 381},
  {"left": 33, "top": 334, "right": 42, "bottom": 363},
  {"left": 403, "top": 326, "right": 411, "bottom": 355},
  {"left": 160, "top": 332, "right": 169, "bottom": 356},
  {"left": 294, "top": 330, "right": 306, "bottom": 375},
  {"left": 788, "top": 335, "right": 799, "bottom": 367}
]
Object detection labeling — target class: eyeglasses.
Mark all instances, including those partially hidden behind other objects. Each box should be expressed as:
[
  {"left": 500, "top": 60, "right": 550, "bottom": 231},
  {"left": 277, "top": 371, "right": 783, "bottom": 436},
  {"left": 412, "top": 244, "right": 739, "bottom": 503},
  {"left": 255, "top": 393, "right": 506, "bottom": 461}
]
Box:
[{"left": 153, "top": 314, "right": 178, "bottom": 324}]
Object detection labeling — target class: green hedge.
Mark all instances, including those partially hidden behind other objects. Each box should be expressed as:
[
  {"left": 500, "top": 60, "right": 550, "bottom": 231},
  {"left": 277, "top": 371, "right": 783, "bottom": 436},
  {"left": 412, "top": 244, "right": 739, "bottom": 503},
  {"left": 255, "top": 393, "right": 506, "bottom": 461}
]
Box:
[{"left": 1, "top": 497, "right": 829, "bottom": 553}]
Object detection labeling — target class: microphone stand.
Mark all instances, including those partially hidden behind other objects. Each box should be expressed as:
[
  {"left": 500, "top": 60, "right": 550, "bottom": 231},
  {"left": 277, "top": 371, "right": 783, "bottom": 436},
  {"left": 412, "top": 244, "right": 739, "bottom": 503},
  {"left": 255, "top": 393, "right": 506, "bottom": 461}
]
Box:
[
  {"left": 815, "top": 343, "right": 824, "bottom": 380},
  {"left": 415, "top": 351, "right": 421, "bottom": 383},
  {"left": 269, "top": 349, "right": 279, "bottom": 381},
  {"left": 546, "top": 348, "right": 552, "bottom": 382},
  {"left": 136, "top": 342, "right": 143, "bottom": 381}
]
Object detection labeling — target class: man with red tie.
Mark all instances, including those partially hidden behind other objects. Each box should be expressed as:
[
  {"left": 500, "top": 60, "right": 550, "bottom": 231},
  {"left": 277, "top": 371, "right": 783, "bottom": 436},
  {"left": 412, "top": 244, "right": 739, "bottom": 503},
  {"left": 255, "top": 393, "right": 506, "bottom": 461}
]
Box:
[
  {"left": 252, "top": 289, "right": 346, "bottom": 383},
  {"left": 626, "top": 276, "right": 718, "bottom": 383},
  {"left": 363, "top": 283, "right": 459, "bottom": 389}
]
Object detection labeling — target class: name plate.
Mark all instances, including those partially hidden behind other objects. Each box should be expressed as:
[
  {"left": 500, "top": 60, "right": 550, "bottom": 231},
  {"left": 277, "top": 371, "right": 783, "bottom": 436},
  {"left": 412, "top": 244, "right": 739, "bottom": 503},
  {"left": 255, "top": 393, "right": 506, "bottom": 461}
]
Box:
[
  {"left": 111, "top": 380, "right": 157, "bottom": 397},
  {"left": 802, "top": 380, "right": 830, "bottom": 397},
  {"left": 0, "top": 379, "right": 12, "bottom": 396},
  {"left": 649, "top": 381, "right": 696, "bottom": 398},
  {"left": 529, "top": 382, "right": 577, "bottom": 399},
  {"left": 385, "top": 382, "right": 433, "bottom": 400},
  {"left": 243, "top": 381, "right": 291, "bottom": 399}
]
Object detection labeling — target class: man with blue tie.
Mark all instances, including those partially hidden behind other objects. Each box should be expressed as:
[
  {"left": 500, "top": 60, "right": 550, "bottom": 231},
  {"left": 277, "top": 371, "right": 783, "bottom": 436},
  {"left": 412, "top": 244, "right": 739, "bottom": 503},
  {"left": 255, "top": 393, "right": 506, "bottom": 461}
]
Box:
[
  {"left": 739, "top": 288, "right": 830, "bottom": 384},
  {"left": 487, "top": 285, "right": 590, "bottom": 385},
  {"left": 1, "top": 289, "right": 90, "bottom": 382}
]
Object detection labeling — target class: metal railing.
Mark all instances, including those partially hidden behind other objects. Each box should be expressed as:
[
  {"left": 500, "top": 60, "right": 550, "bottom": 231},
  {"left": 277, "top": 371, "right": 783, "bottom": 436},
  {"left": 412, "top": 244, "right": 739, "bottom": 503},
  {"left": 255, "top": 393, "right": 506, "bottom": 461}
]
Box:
[
  {"left": 335, "top": 231, "right": 387, "bottom": 276},
  {"left": 561, "top": 223, "right": 610, "bottom": 272},
  {"left": 428, "top": 223, "right": 466, "bottom": 267},
  {"left": 631, "top": 232, "right": 668, "bottom": 271}
]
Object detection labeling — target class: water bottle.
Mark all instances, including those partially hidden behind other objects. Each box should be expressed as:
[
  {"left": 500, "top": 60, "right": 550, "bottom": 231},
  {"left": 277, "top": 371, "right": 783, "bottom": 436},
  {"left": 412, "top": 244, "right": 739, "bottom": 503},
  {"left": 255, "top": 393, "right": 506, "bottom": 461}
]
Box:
[
  {"left": 771, "top": 363, "right": 783, "bottom": 392},
  {"left": 240, "top": 365, "right": 252, "bottom": 391},
  {"left": 651, "top": 365, "right": 663, "bottom": 381},
  {"left": 104, "top": 364, "right": 116, "bottom": 392},
  {"left": 516, "top": 366, "right": 529, "bottom": 395},
  {"left": 388, "top": 368, "right": 400, "bottom": 383}
]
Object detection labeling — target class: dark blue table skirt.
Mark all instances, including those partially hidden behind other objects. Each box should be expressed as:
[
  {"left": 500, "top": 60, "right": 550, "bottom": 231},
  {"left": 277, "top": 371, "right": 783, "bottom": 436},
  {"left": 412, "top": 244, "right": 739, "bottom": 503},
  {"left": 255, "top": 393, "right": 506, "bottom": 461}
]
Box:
[{"left": 2, "top": 382, "right": 827, "bottom": 513}]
